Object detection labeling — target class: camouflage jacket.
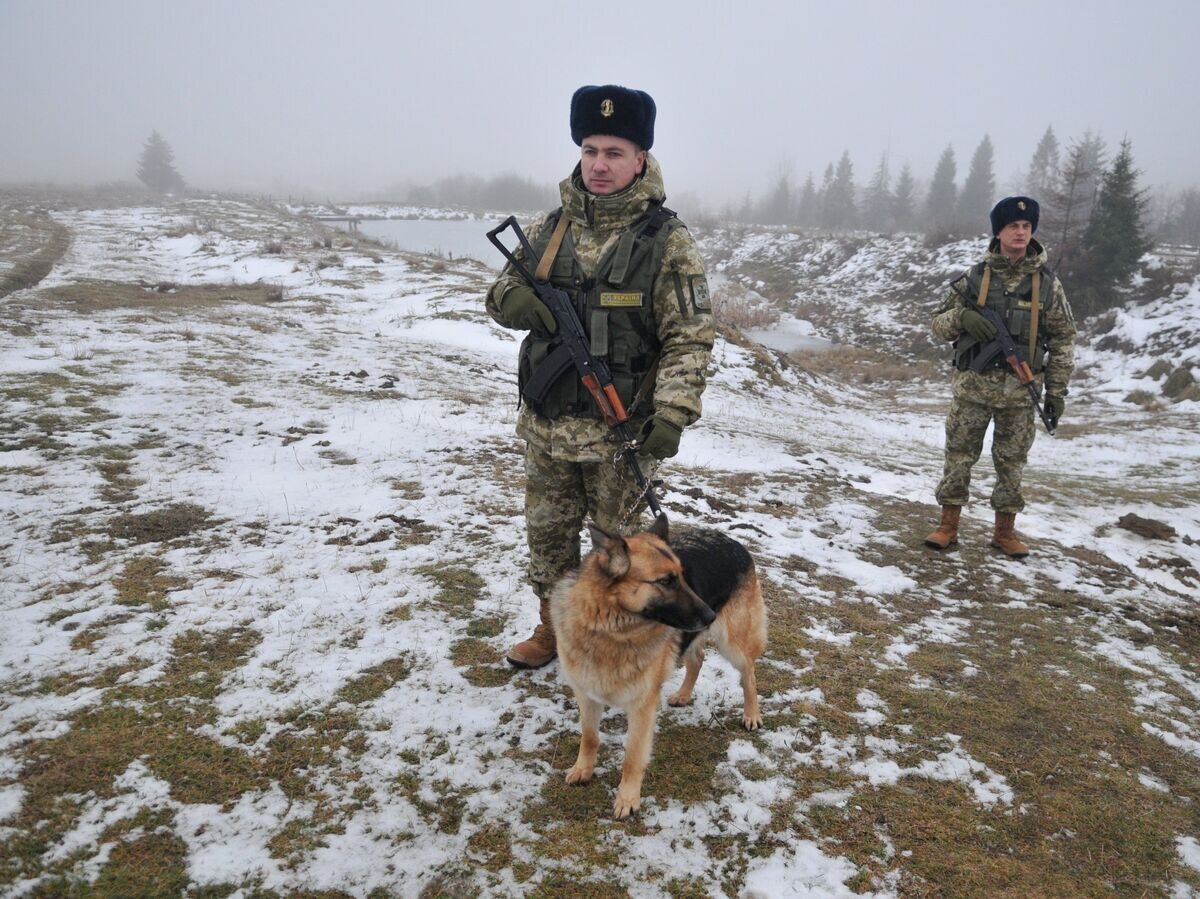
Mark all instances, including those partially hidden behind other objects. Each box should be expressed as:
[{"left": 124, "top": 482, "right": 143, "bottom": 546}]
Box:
[
  {"left": 486, "top": 155, "right": 714, "bottom": 462},
  {"left": 932, "top": 238, "right": 1076, "bottom": 399}
]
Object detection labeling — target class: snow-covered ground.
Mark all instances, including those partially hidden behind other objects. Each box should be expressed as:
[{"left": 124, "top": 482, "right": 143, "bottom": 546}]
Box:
[{"left": 1, "top": 198, "right": 1197, "bottom": 897}]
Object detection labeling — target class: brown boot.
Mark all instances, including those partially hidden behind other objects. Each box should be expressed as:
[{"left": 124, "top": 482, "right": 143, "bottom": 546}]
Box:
[
  {"left": 924, "top": 505, "right": 961, "bottom": 549},
  {"left": 506, "top": 597, "right": 556, "bottom": 669},
  {"left": 990, "top": 512, "right": 1029, "bottom": 558}
]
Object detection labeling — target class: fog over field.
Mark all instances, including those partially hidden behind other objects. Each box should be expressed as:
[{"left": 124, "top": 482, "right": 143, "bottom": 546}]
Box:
[{"left": 2, "top": 0, "right": 1198, "bottom": 200}]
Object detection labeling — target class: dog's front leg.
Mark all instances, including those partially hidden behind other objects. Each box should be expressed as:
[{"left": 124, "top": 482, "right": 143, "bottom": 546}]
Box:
[
  {"left": 613, "top": 694, "right": 659, "bottom": 818},
  {"left": 667, "top": 646, "right": 704, "bottom": 707},
  {"left": 566, "top": 691, "right": 602, "bottom": 784}
]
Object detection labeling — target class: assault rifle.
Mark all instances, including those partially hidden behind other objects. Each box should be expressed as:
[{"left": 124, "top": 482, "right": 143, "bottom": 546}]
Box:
[
  {"left": 486, "top": 216, "right": 666, "bottom": 521},
  {"left": 969, "top": 305, "right": 1057, "bottom": 435}
]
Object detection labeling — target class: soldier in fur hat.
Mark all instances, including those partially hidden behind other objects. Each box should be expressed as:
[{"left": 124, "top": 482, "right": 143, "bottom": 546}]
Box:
[
  {"left": 924, "top": 196, "right": 1076, "bottom": 557},
  {"left": 485, "top": 85, "right": 714, "bottom": 668}
]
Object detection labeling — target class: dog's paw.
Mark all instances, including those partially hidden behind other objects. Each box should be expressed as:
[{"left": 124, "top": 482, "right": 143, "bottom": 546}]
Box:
[
  {"left": 565, "top": 765, "right": 594, "bottom": 784},
  {"left": 612, "top": 791, "right": 641, "bottom": 819},
  {"left": 666, "top": 690, "right": 693, "bottom": 707},
  {"left": 742, "top": 710, "right": 763, "bottom": 731}
]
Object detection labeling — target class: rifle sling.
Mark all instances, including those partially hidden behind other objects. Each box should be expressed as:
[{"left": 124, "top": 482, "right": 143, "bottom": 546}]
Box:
[
  {"left": 1029, "top": 271, "right": 1041, "bottom": 364},
  {"left": 535, "top": 214, "right": 570, "bottom": 282},
  {"left": 975, "top": 265, "right": 992, "bottom": 308}
]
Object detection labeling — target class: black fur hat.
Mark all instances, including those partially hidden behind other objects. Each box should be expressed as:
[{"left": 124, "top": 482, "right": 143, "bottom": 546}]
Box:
[
  {"left": 990, "top": 196, "right": 1040, "bottom": 235},
  {"left": 570, "top": 85, "right": 656, "bottom": 150}
]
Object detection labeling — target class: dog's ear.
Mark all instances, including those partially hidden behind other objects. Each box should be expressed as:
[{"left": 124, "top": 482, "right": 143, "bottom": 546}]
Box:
[
  {"left": 587, "top": 521, "right": 616, "bottom": 549},
  {"left": 648, "top": 513, "right": 669, "bottom": 543},
  {"left": 587, "top": 522, "right": 630, "bottom": 578},
  {"left": 602, "top": 538, "right": 630, "bottom": 579}
]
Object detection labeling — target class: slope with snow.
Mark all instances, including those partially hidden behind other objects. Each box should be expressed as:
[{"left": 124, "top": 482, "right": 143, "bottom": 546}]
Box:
[{"left": 1, "top": 198, "right": 1197, "bottom": 898}]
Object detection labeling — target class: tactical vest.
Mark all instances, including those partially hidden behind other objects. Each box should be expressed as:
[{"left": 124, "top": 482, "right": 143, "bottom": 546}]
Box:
[
  {"left": 951, "top": 261, "right": 1055, "bottom": 373},
  {"left": 517, "top": 203, "right": 683, "bottom": 420}
]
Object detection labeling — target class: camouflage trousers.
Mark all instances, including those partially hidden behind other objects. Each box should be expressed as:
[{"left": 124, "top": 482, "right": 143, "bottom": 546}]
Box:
[
  {"left": 524, "top": 442, "right": 651, "bottom": 598},
  {"left": 934, "top": 371, "right": 1038, "bottom": 514}
]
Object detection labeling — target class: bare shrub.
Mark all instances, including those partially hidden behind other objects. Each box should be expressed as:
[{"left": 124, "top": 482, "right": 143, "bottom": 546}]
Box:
[
  {"left": 793, "top": 344, "right": 941, "bottom": 384},
  {"left": 1143, "top": 359, "right": 1172, "bottom": 380},
  {"left": 1124, "top": 389, "right": 1162, "bottom": 410},
  {"left": 712, "top": 281, "right": 779, "bottom": 330}
]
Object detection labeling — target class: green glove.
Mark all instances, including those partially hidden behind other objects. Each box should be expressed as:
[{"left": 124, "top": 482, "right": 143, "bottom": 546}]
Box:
[
  {"left": 961, "top": 308, "right": 997, "bottom": 342},
  {"left": 639, "top": 416, "right": 682, "bottom": 460},
  {"left": 1045, "top": 394, "right": 1065, "bottom": 427},
  {"left": 500, "top": 285, "right": 557, "bottom": 334}
]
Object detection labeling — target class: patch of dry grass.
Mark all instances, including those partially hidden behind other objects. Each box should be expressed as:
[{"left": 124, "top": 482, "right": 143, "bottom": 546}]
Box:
[{"left": 39, "top": 279, "right": 292, "bottom": 313}]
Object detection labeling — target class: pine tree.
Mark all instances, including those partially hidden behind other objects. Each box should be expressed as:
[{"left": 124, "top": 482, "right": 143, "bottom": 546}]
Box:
[
  {"left": 136, "top": 131, "right": 185, "bottom": 195},
  {"left": 1074, "top": 138, "right": 1152, "bottom": 316},
  {"left": 816, "top": 163, "right": 836, "bottom": 228},
  {"left": 925, "top": 145, "right": 957, "bottom": 232},
  {"left": 1160, "top": 188, "right": 1200, "bottom": 246},
  {"left": 823, "top": 151, "right": 857, "bottom": 230},
  {"left": 760, "top": 170, "right": 793, "bottom": 226},
  {"left": 1027, "top": 126, "right": 1060, "bottom": 200},
  {"left": 861, "top": 155, "right": 894, "bottom": 232},
  {"left": 1044, "top": 131, "right": 1106, "bottom": 269},
  {"left": 957, "top": 134, "right": 996, "bottom": 232},
  {"left": 796, "top": 173, "right": 818, "bottom": 228},
  {"left": 892, "top": 164, "right": 918, "bottom": 232}
]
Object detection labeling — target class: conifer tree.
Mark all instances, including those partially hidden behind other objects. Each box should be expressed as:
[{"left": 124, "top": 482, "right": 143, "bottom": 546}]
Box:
[
  {"left": 796, "top": 173, "right": 818, "bottom": 228},
  {"left": 1160, "top": 188, "right": 1200, "bottom": 246},
  {"left": 861, "top": 155, "right": 894, "bottom": 232},
  {"left": 823, "top": 151, "right": 857, "bottom": 230},
  {"left": 957, "top": 135, "right": 996, "bottom": 232},
  {"left": 925, "top": 145, "right": 957, "bottom": 232},
  {"left": 892, "top": 164, "right": 918, "bottom": 232},
  {"left": 1027, "top": 126, "right": 1060, "bottom": 200},
  {"left": 136, "top": 131, "right": 185, "bottom": 195},
  {"left": 1044, "top": 130, "right": 1106, "bottom": 269},
  {"left": 760, "top": 170, "right": 793, "bottom": 226},
  {"left": 1074, "top": 138, "right": 1152, "bottom": 315},
  {"left": 817, "top": 163, "right": 836, "bottom": 228}
]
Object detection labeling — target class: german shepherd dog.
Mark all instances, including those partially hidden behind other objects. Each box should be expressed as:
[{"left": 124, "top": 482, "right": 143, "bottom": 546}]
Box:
[{"left": 549, "top": 516, "right": 767, "bottom": 818}]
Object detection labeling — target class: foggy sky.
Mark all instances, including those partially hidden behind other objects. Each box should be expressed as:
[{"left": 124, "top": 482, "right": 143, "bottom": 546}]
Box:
[{"left": 2, "top": 0, "right": 1197, "bottom": 205}]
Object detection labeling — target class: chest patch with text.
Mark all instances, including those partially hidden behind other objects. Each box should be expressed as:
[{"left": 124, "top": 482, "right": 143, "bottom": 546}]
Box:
[{"left": 599, "top": 292, "right": 644, "bottom": 308}]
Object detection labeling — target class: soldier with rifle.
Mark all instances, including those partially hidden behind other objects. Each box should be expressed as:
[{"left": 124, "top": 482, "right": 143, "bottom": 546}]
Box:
[
  {"left": 485, "top": 84, "right": 714, "bottom": 668},
  {"left": 924, "top": 196, "right": 1076, "bottom": 558}
]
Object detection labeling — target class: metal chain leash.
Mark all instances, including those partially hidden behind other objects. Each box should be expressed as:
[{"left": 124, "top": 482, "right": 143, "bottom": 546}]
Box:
[{"left": 613, "top": 443, "right": 663, "bottom": 533}]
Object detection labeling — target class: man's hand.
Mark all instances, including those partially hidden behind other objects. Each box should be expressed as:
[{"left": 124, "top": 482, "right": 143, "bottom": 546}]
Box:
[
  {"left": 500, "top": 286, "right": 557, "bottom": 334},
  {"left": 1045, "top": 394, "right": 1065, "bottom": 428},
  {"left": 961, "top": 308, "right": 997, "bottom": 342},
  {"left": 639, "top": 416, "right": 682, "bottom": 459}
]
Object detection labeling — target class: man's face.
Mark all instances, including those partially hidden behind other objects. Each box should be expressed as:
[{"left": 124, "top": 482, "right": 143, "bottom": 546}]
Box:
[
  {"left": 580, "top": 135, "right": 646, "bottom": 195},
  {"left": 998, "top": 219, "right": 1034, "bottom": 257}
]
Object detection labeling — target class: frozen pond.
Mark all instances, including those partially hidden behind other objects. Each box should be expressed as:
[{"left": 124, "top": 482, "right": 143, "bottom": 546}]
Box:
[
  {"left": 746, "top": 317, "right": 834, "bottom": 353},
  {"left": 341, "top": 218, "right": 506, "bottom": 268}
]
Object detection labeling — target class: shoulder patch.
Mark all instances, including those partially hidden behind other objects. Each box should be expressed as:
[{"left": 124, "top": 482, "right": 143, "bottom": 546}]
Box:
[{"left": 688, "top": 275, "right": 711, "bottom": 312}]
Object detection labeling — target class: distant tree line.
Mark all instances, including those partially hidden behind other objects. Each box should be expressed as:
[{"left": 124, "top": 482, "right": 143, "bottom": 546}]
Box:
[
  {"left": 403, "top": 173, "right": 556, "bottom": 212},
  {"left": 727, "top": 127, "right": 1200, "bottom": 318}
]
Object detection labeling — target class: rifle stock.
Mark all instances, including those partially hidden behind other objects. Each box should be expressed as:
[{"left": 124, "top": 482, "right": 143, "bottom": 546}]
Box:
[{"left": 487, "top": 216, "right": 665, "bottom": 520}]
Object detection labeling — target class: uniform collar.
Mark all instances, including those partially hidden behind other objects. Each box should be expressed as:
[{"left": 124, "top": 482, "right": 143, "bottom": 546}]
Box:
[
  {"left": 985, "top": 237, "right": 1048, "bottom": 276},
  {"left": 559, "top": 153, "right": 666, "bottom": 232}
]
